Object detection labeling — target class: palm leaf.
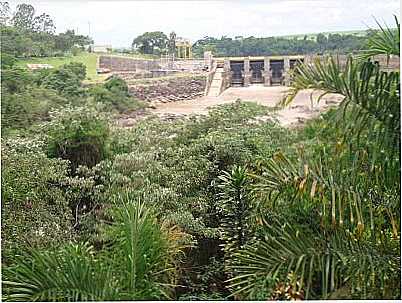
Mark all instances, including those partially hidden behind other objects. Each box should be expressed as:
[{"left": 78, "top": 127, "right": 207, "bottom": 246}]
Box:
[
  {"left": 358, "top": 16, "right": 400, "bottom": 60},
  {"left": 283, "top": 56, "right": 400, "bottom": 155},
  {"left": 227, "top": 218, "right": 400, "bottom": 299},
  {"left": 2, "top": 244, "right": 120, "bottom": 302},
  {"left": 104, "top": 193, "right": 186, "bottom": 299}
]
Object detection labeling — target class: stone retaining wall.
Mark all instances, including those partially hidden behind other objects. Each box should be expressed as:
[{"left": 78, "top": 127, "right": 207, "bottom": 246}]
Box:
[
  {"left": 99, "top": 55, "right": 206, "bottom": 73},
  {"left": 165, "top": 59, "right": 206, "bottom": 71},
  {"left": 111, "top": 70, "right": 182, "bottom": 81},
  {"left": 99, "top": 56, "right": 160, "bottom": 72},
  {"left": 128, "top": 76, "right": 206, "bottom": 103}
]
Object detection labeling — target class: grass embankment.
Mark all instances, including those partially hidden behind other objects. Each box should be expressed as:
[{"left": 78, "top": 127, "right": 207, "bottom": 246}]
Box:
[
  {"left": 16, "top": 52, "right": 108, "bottom": 83},
  {"left": 16, "top": 52, "right": 165, "bottom": 84}
]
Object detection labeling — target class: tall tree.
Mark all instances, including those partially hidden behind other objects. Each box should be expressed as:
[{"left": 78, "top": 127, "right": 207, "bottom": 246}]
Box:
[
  {"left": 0, "top": 1, "right": 11, "bottom": 25},
  {"left": 33, "top": 13, "right": 55, "bottom": 34},
  {"left": 11, "top": 3, "right": 35, "bottom": 31},
  {"left": 132, "top": 31, "right": 168, "bottom": 55}
]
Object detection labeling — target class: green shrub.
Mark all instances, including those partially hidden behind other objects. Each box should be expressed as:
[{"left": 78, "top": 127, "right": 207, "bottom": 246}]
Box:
[
  {"left": 1, "top": 137, "right": 74, "bottom": 264},
  {"left": 1, "top": 66, "right": 32, "bottom": 93},
  {"left": 90, "top": 85, "right": 144, "bottom": 113},
  {"left": 89, "top": 77, "right": 144, "bottom": 113},
  {"left": 1, "top": 53, "right": 17, "bottom": 69},
  {"left": 71, "top": 45, "right": 81, "bottom": 56},
  {"left": 63, "top": 62, "right": 86, "bottom": 81},
  {"left": 104, "top": 76, "right": 129, "bottom": 94},
  {"left": 45, "top": 106, "right": 110, "bottom": 171},
  {"left": 38, "top": 63, "right": 86, "bottom": 97},
  {"left": 1, "top": 88, "right": 67, "bottom": 133}
]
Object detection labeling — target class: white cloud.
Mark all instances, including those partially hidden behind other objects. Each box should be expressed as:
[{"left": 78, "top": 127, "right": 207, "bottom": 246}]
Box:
[{"left": 11, "top": 0, "right": 400, "bottom": 47}]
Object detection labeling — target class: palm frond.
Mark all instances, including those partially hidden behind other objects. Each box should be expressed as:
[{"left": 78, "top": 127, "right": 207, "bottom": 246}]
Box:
[
  {"left": 283, "top": 56, "right": 400, "bottom": 152},
  {"left": 2, "top": 244, "right": 120, "bottom": 302},
  {"left": 251, "top": 148, "right": 400, "bottom": 237},
  {"left": 227, "top": 218, "right": 400, "bottom": 299},
  {"left": 358, "top": 16, "right": 400, "bottom": 60},
  {"left": 3, "top": 197, "right": 187, "bottom": 301},
  {"left": 105, "top": 193, "right": 186, "bottom": 299}
]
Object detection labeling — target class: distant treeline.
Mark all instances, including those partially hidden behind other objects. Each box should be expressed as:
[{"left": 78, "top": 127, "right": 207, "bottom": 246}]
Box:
[
  {"left": 191, "top": 32, "right": 377, "bottom": 57},
  {"left": 0, "top": 2, "right": 93, "bottom": 58}
]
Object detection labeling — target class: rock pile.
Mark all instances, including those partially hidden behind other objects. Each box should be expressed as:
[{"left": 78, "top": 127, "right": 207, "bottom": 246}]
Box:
[{"left": 128, "top": 77, "right": 206, "bottom": 103}]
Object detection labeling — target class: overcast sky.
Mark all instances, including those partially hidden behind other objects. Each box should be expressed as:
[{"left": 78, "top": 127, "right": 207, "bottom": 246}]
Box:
[{"left": 13, "top": 0, "right": 401, "bottom": 47}]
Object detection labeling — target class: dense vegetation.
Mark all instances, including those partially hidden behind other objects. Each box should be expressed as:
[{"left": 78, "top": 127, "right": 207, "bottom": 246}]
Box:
[
  {"left": 0, "top": 2, "right": 92, "bottom": 57},
  {"left": 1, "top": 8, "right": 400, "bottom": 302},
  {"left": 131, "top": 29, "right": 373, "bottom": 58},
  {"left": 1, "top": 58, "right": 145, "bottom": 135},
  {"left": 132, "top": 30, "right": 374, "bottom": 58},
  {"left": 191, "top": 32, "right": 373, "bottom": 57}
]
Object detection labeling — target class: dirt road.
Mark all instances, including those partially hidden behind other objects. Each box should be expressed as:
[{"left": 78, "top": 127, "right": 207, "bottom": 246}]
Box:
[{"left": 151, "top": 85, "right": 343, "bottom": 126}]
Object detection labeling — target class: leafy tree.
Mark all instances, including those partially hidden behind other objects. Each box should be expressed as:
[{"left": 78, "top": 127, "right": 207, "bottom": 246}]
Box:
[
  {"left": 11, "top": 3, "right": 35, "bottom": 31},
  {"left": 1, "top": 25, "right": 33, "bottom": 56},
  {"left": 192, "top": 32, "right": 369, "bottom": 57},
  {"left": 316, "top": 33, "right": 327, "bottom": 52},
  {"left": 1, "top": 3, "right": 91, "bottom": 57},
  {"left": 32, "top": 12, "right": 55, "bottom": 34},
  {"left": 54, "top": 29, "right": 75, "bottom": 52},
  {"left": 132, "top": 31, "right": 168, "bottom": 55},
  {"left": 54, "top": 29, "right": 92, "bottom": 53},
  {"left": 0, "top": 1, "right": 11, "bottom": 25}
]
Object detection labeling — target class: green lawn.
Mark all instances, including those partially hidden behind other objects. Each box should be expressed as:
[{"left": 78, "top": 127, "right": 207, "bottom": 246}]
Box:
[{"left": 16, "top": 52, "right": 106, "bottom": 83}]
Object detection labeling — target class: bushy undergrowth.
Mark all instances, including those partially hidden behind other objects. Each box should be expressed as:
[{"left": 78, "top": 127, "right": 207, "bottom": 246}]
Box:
[
  {"left": 2, "top": 19, "right": 400, "bottom": 300},
  {"left": 89, "top": 76, "right": 145, "bottom": 113},
  {"left": 2, "top": 100, "right": 298, "bottom": 300},
  {"left": 35, "top": 62, "right": 86, "bottom": 97},
  {"left": 2, "top": 96, "right": 400, "bottom": 300},
  {"left": 1, "top": 88, "right": 66, "bottom": 134},
  {"left": 45, "top": 106, "right": 110, "bottom": 171},
  {"left": 1, "top": 60, "right": 144, "bottom": 135},
  {"left": 1, "top": 137, "right": 73, "bottom": 265}
]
